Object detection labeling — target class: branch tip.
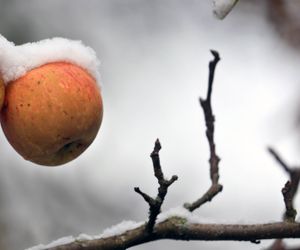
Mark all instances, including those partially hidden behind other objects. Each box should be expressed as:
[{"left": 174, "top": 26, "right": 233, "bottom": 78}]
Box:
[
  {"left": 170, "top": 175, "right": 178, "bottom": 182},
  {"left": 154, "top": 139, "right": 161, "bottom": 152},
  {"left": 210, "top": 50, "right": 220, "bottom": 61}
]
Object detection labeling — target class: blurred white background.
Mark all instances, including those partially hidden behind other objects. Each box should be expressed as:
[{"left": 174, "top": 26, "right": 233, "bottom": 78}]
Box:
[{"left": 0, "top": 0, "right": 300, "bottom": 249}]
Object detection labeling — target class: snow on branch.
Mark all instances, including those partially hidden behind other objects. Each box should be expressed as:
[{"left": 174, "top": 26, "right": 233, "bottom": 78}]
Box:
[{"left": 33, "top": 221, "right": 300, "bottom": 250}]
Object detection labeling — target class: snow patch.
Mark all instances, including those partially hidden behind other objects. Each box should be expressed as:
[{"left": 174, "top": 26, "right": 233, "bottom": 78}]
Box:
[
  {"left": 25, "top": 221, "right": 144, "bottom": 250},
  {"left": 157, "top": 206, "right": 199, "bottom": 223},
  {"left": 157, "top": 206, "right": 218, "bottom": 224},
  {"left": 99, "top": 220, "right": 145, "bottom": 238},
  {"left": 212, "top": 0, "right": 239, "bottom": 19},
  {"left": 76, "top": 233, "right": 95, "bottom": 241},
  {"left": 158, "top": 206, "right": 273, "bottom": 225},
  {"left": 0, "top": 35, "right": 100, "bottom": 84},
  {"left": 25, "top": 236, "right": 75, "bottom": 250}
]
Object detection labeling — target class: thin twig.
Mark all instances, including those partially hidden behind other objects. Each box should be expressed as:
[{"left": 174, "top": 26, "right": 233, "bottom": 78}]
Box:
[
  {"left": 184, "top": 50, "right": 223, "bottom": 212},
  {"left": 268, "top": 147, "right": 300, "bottom": 222},
  {"left": 135, "top": 139, "right": 178, "bottom": 233},
  {"left": 268, "top": 148, "right": 292, "bottom": 174}
]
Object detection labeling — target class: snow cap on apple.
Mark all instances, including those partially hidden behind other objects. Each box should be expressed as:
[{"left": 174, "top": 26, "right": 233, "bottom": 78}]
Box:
[{"left": 0, "top": 35, "right": 103, "bottom": 166}]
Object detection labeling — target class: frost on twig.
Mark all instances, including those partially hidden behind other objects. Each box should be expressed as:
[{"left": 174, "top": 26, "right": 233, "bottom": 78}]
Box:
[
  {"left": 268, "top": 148, "right": 300, "bottom": 222},
  {"left": 184, "top": 50, "right": 223, "bottom": 212},
  {"left": 134, "top": 139, "right": 178, "bottom": 233}
]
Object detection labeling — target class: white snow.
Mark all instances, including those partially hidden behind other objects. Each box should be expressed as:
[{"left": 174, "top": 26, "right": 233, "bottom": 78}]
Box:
[
  {"left": 76, "top": 233, "right": 95, "bottom": 241},
  {"left": 157, "top": 206, "right": 205, "bottom": 224},
  {"left": 25, "top": 236, "right": 75, "bottom": 250},
  {"left": 25, "top": 220, "right": 144, "bottom": 250},
  {"left": 25, "top": 206, "right": 276, "bottom": 250},
  {"left": 0, "top": 35, "right": 101, "bottom": 84},
  {"left": 212, "top": 0, "right": 239, "bottom": 19},
  {"left": 99, "top": 220, "right": 145, "bottom": 238}
]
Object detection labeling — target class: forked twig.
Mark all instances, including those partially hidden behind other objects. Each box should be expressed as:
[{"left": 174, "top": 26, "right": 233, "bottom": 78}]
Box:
[{"left": 135, "top": 139, "right": 178, "bottom": 233}]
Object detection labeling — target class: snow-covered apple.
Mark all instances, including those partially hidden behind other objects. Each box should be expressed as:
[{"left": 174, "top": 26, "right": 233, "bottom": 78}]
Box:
[{"left": 0, "top": 62, "right": 103, "bottom": 166}]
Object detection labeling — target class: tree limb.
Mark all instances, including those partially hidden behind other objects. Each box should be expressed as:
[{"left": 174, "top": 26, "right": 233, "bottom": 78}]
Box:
[{"left": 47, "top": 220, "right": 300, "bottom": 250}]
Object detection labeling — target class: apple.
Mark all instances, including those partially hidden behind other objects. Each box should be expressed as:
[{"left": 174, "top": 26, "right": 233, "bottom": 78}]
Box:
[{"left": 0, "top": 62, "right": 103, "bottom": 166}]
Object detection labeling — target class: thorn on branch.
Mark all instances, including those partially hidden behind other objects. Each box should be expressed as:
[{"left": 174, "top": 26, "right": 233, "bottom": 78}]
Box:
[
  {"left": 250, "top": 239, "right": 261, "bottom": 244},
  {"left": 184, "top": 50, "right": 223, "bottom": 212},
  {"left": 135, "top": 139, "right": 178, "bottom": 233},
  {"left": 268, "top": 147, "right": 300, "bottom": 222}
]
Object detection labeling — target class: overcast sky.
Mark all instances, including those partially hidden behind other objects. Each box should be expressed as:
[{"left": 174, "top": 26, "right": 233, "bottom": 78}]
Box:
[{"left": 0, "top": 1, "right": 300, "bottom": 249}]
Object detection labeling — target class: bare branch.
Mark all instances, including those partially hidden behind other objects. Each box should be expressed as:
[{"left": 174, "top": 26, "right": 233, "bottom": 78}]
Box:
[
  {"left": 184, "top": 50, "right": 223, "bottom": 211},
  {"left": 46, "top": 220, "right": 300, "bottom": 250},
  {"left": 135, "top": 139, "right": 178, "bottom": 233}
]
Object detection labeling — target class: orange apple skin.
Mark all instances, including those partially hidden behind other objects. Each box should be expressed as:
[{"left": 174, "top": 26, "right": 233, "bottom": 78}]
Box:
[{"left": 0, "top": 62, "right": 103, "bottom": 166}]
